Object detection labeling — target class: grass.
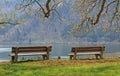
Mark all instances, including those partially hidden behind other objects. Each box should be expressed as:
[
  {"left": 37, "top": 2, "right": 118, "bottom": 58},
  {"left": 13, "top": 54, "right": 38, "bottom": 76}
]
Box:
[{"left": 0, "top": 58, "right": 120, "bottom": 76}]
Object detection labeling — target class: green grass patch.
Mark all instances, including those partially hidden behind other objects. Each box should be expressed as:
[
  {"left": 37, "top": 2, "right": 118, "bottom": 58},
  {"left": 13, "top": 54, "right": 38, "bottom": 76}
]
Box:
[{"left": 0, "top": 58, "right": 120, "bottom": 76}]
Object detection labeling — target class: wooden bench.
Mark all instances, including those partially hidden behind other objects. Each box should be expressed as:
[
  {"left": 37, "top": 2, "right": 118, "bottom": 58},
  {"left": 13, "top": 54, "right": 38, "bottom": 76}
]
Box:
[
  {"left": 68, "top": 46, "right": 105, "bottom": 60},
  {"left": 10, "top": 46, "right": 52, "bottom": 62}
]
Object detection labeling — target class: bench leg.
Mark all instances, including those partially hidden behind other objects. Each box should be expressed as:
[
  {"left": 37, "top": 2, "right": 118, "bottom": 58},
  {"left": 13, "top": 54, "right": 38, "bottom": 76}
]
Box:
[
  {"left": 42, "top": 55, "right": 45, "bottom": 60},
  {"left": 11, "top": 56, "right": 15, "bottom": 62},
  {"left": 42, "top": 55, "right": 47, "bottom": 60},
  {"left": 95, "top": 54, "right": 103, "bottom": 59},
  {"left": 100, "top": 54, "right": 104, "bottom": 59},
  {"left": 95, "top": 54, "right": 100, "bottom": 59},
  {"left": 70, "top": 55, "right": 73, "bottom": 59},
  {"left": 14, "top": 56, "right": 18, "bottom": 63},
  {"left": 73, "top": 55, "right": 77, "bottom": 60},
  {"left": 47, "top": 55, "right": 49, "bottom": 60}
]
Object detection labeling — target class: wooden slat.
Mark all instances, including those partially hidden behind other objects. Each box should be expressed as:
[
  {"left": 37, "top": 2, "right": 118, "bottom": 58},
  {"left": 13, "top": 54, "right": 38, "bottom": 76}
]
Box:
[
  {"left": 10, "top": 52, "right": 48, "bottom": 56},
  {"left": 12, "top": 46, "right": 52, "bottom": 53},
  {"left": 72, "top": 46, "right": 105, "bottom": 52},
  {"left": 69, "top": 52, "right": 100, "bottom": 55},
  {"left": 18, "top": 48, "right": 47, "bottom": 52}
]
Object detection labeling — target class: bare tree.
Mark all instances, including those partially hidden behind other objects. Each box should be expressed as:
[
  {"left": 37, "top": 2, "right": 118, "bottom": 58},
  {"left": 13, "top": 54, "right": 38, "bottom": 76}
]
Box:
[
  {"left": 1, "top": 0, "right": 120, "bottom": 32},
  {"left": 68, "top": 0, "right": 120, "bottom": 34},
  {"left": 73, "top": 0, "right": 120, "bottom": 26},
  {"left": 16, "top": 0, "right": 63, "bottom": 18}
]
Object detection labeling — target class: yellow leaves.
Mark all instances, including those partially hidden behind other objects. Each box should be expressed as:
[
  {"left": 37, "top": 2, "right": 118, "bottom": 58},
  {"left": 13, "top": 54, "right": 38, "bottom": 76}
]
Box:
[
  {"left": 68, "top": 31, "right": 73, "bottom": 35},
  {"left": 73, "top": 25, "right": 81, "bottom": 31},
  {"left": 21, "top": 18, "right": 26, "bottom": 22},
  {"left": 102, "top": 28, "right": 107, "bottom": 32},
  {"left": 11, "top": 13, "right": 16, "bottom": 21},
  {"left": 0, "top": 17, "right": 4, "bottom": 21},
  {"left": 68, "top": 24, "right": 92, "bottom": 35},
  {"left": 27, "top": 12, "right": 32, "bottom": 16},
  {"left": 58, "top": 18, "right": 67, "bottom": 23},
  {"left": 0, "top": 25, "right": 5, "bottom": 29},
  {"left": 102, "top": 26, "right": 120, "bottom": 33},
  {"left": 102, "top": 25, "right": 110, "bottom": 32},
  {"left": 114, "top": 27, "right": 120, "bottom": 32},
  {"left": 68, "top": 25, "right": 81, "bottom": 35},
  {"left": 86, "top": 28, "right": 90, "bottom": 32},
  {"left": 18, "top": 18, "right": 26, "bottom": 24},
  {"left": 39, "top": 17, "right": 45, "bottom": 21},
  {"left": 61, "top": 18, "right": 66, "bottom": 23}
]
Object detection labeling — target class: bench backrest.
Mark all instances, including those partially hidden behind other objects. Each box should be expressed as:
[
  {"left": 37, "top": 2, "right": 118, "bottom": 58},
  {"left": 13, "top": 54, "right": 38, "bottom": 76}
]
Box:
[
  {"left": 12, "top": 46, "right": 52, "bottom": 53},
  {"left": 71, "top": 46, "right": 105, "bottom": 52}
]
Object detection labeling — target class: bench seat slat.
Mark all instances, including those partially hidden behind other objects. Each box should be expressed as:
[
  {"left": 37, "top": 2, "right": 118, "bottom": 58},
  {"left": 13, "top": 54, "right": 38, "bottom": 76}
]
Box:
[
  {"left": 68, "top": 52, "right": 101, "bottom": 55},
  {"left": 10, "top": 52, "right": 48, "bottom": 56}
]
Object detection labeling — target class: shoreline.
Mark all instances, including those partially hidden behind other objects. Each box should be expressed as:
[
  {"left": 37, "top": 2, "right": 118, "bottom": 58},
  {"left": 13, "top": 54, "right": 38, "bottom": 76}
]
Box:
[{"left": 0, "top": 52, "right": 120, "bottom": 63}]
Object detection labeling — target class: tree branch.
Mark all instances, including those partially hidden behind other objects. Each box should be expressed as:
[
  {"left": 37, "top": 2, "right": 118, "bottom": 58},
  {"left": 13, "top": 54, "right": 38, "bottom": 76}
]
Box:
[
  {"left": 0, "top": 21, "right": 19, "bottom": 25},
  {"left": 51, "top": 1, "right": 62, "bottom": 10},
  {"left": 88, "top": 0, "right": 106, "bottom": 25},
  {"left": 106, "top": 0, "right": 116, "bottom": 13},
  {"left": 45, "top": 0, "right": 51, "bottom": 17},
  {"left": 110, "top": 0, "right": 119, "bottom": 25},
  {"left": 35, "top": 0, "right": 51, "bottom": 18},
  {"left": 34, "top": 0, "right": 46, "bottom": 15}
]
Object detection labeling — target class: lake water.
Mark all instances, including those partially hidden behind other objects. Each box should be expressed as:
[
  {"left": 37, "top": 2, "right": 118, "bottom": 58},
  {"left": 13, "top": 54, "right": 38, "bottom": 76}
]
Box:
[{"left": 0, "top": 42, "right": 120, "bottom": 62}]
